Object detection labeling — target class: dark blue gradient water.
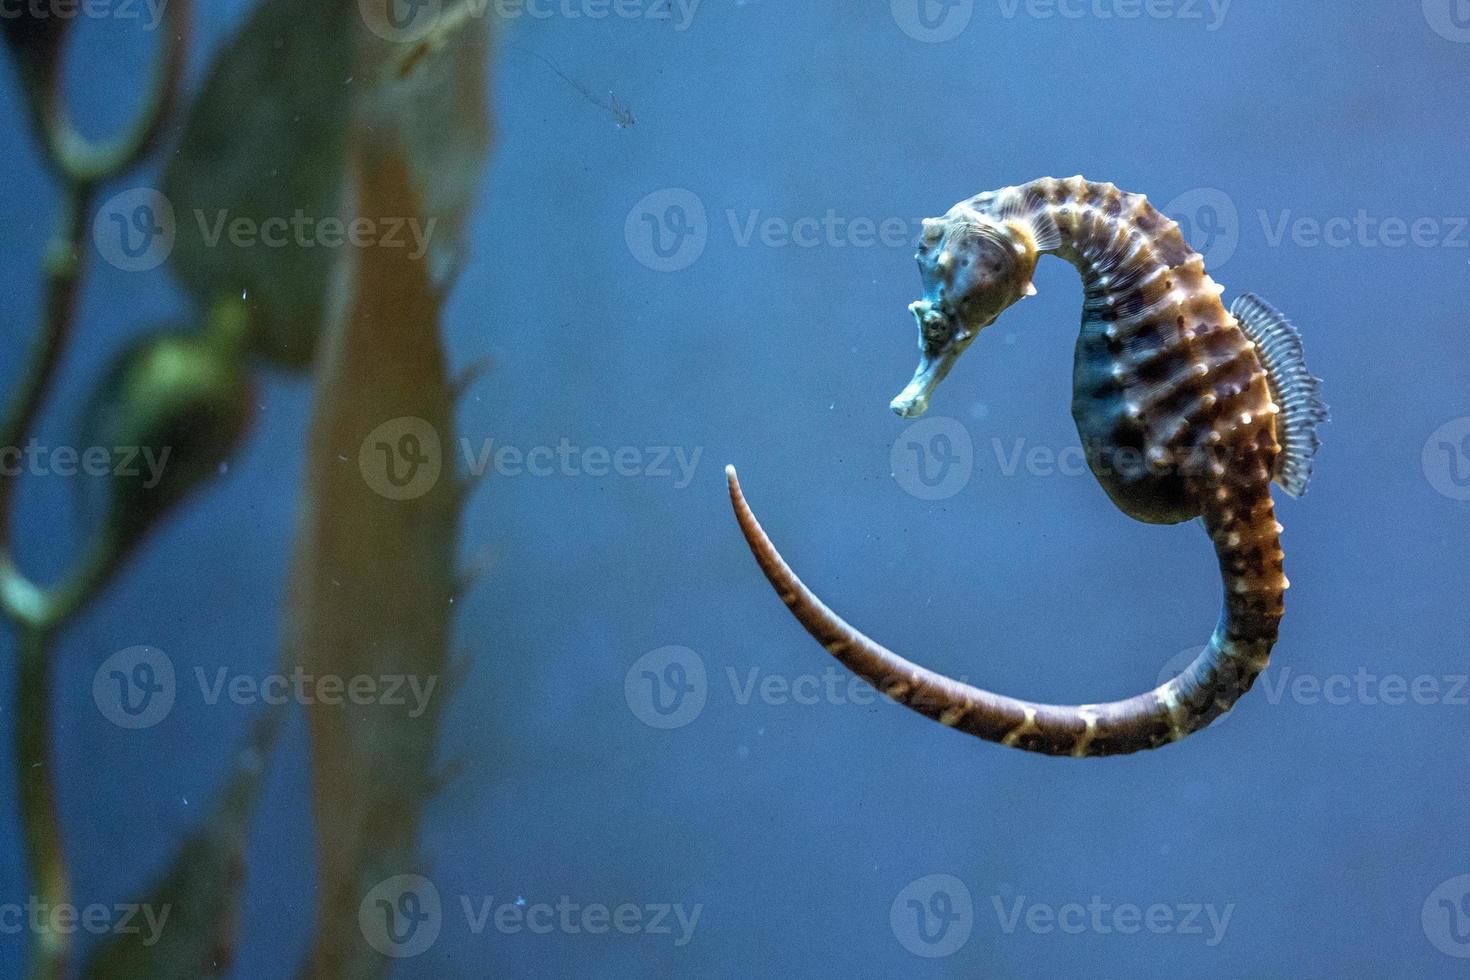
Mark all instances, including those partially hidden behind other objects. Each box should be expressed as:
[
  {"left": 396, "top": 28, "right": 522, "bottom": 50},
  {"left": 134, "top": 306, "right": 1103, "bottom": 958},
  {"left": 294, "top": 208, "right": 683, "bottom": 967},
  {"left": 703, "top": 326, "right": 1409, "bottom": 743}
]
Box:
[{"left": 1, "top": 2, "right": 1467, "bottom": 976}]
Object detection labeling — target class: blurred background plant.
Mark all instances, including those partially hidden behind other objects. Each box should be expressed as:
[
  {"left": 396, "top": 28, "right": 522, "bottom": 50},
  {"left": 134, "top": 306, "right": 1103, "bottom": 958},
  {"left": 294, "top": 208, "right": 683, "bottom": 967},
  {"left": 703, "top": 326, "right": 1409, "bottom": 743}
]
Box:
[{"left": 1, "top": 2, "right": 492, "bottom": 976}]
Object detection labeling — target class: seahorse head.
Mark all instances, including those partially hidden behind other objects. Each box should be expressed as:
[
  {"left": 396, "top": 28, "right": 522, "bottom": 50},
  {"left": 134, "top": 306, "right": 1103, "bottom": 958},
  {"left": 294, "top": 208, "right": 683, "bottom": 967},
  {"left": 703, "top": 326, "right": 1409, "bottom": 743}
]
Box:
[{"left": 890, "top": 208, "right": 1039, "bottom": 418}]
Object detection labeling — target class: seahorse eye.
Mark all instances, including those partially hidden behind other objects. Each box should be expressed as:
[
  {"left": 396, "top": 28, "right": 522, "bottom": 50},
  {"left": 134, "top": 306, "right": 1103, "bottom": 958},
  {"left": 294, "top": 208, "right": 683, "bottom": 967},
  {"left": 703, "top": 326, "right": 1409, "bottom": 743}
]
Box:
[{"left": 943, "top": 235, "right": 1022, "bottom": 324}]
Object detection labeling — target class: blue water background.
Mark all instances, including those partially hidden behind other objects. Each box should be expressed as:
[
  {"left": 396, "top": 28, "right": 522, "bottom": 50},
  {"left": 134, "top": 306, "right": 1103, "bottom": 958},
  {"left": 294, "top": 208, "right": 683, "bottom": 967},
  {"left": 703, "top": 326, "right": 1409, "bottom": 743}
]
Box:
[{"left": 0, "top": 2, "right": 1467, "bottom": 976}]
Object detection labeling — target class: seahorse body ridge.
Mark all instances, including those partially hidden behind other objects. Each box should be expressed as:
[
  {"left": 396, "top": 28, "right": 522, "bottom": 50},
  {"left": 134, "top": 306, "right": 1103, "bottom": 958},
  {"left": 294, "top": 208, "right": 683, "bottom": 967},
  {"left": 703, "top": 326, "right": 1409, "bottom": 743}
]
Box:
[{"left": 728, "top": 176, "right": 1327, "bottom": 757}]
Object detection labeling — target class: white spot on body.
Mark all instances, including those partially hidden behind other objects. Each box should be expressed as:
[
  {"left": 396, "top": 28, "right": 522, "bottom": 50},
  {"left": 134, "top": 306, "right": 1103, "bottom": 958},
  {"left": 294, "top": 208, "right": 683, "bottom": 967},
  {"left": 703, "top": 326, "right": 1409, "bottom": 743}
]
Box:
[
  {"left": 1072, "top": 708, "right": 1100, "bottom": 758},
  {"left": 1001, "top": 707, "right": 1039, "bottom": 748},
  {"left": 1156, "top": 685, "right": 1188, "bottom": 741}
]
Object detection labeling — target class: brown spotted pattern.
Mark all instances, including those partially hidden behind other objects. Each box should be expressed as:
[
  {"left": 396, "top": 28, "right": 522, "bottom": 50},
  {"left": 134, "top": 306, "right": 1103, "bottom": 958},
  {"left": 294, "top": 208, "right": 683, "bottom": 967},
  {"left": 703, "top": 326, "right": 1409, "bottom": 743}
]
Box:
[{"left": 728, "top": 177, "right": 1290, "bottom": 757}]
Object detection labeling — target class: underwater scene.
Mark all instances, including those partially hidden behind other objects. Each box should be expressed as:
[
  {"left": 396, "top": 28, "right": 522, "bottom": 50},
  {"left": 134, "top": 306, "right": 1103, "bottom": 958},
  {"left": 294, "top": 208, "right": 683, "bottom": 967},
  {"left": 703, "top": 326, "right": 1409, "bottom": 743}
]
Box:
[{"left": 0, "top": 0, "right": 1466, "bottom": 976}]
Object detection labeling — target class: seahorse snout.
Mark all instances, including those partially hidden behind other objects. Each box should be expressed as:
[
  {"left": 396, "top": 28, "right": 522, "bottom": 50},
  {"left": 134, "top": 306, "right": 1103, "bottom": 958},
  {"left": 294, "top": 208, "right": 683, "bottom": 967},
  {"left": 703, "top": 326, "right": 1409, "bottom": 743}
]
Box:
[
  {"left": 892, "top": 299, "right": 969, "bottom": 418},
  {"left": 890, "top": 384, "right": 929, "bottom": 419},
  {"left": 892, "top": 348, "right": 960, "bottom": 418}
]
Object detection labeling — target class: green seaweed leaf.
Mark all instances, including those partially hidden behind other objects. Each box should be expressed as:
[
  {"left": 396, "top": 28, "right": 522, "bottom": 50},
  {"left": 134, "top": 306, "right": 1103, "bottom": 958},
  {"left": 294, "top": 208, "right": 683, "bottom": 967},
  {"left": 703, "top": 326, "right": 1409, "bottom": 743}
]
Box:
[
  {"left": 80, "top": 709, "right": 283, "bottom": 980},
  {"left": 161, "top": 0, "right": 358, "bottom": 369},
  {"left": 163, "top": 0, "right": 493, "bottom": 370},
  {"left": 78, "top": 315, "right": 254, "bottom": 554}
]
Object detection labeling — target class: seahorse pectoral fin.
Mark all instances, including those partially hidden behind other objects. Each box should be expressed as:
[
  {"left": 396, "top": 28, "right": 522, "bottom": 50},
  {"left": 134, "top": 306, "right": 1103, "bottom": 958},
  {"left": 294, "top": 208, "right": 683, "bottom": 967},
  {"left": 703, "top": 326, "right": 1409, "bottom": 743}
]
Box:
[{"left": 1229, "top": 293, "right": 1329, "bottom": 497}]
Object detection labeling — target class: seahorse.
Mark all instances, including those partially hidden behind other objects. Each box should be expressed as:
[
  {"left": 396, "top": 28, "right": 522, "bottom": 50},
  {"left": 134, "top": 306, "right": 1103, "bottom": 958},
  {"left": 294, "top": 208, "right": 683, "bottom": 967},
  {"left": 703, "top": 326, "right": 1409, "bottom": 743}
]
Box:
[{"left": 726, "top": 176, "right": 1327, "bottom": 757}]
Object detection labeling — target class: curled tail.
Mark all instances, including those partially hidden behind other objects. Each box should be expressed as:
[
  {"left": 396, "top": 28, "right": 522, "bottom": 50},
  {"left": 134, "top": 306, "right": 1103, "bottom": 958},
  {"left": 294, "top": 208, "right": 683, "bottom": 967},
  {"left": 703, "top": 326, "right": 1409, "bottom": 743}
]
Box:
[
  {"left": 728, "top": 179, "right": 1322, "bottom": 756},
  {"left": 726, "top": 464, "right": 1283, "bottom": 757}
]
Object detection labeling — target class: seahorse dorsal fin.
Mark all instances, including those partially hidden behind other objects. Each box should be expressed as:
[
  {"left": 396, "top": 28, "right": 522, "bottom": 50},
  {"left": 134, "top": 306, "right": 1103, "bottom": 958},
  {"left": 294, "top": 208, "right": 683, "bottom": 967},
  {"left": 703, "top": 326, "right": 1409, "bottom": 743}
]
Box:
[{"left": 1229, "top": 292, "right": 1329, "bottom": 498}]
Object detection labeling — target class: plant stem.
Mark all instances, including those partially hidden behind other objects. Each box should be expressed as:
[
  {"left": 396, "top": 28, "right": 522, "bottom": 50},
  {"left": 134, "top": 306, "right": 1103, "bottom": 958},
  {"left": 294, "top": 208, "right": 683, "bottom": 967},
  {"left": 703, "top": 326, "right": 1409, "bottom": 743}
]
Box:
[
  {"left": 16, "top": 623, "right": 64, "bottom": 980},
  {"left": 43, "top": 0, "right": 193, "bottom": 187},
  {"left": 1, "top": 9, "right": 193, "bottom": 979},
  {"left": 0, "top": 190, "right": 117, "bottom": 974},
  {"left": 0, "top": 184, "right": 89, "bottom": 553},
  {"left": 38, "top": 528, "right": 129, "bottom": 631}
]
